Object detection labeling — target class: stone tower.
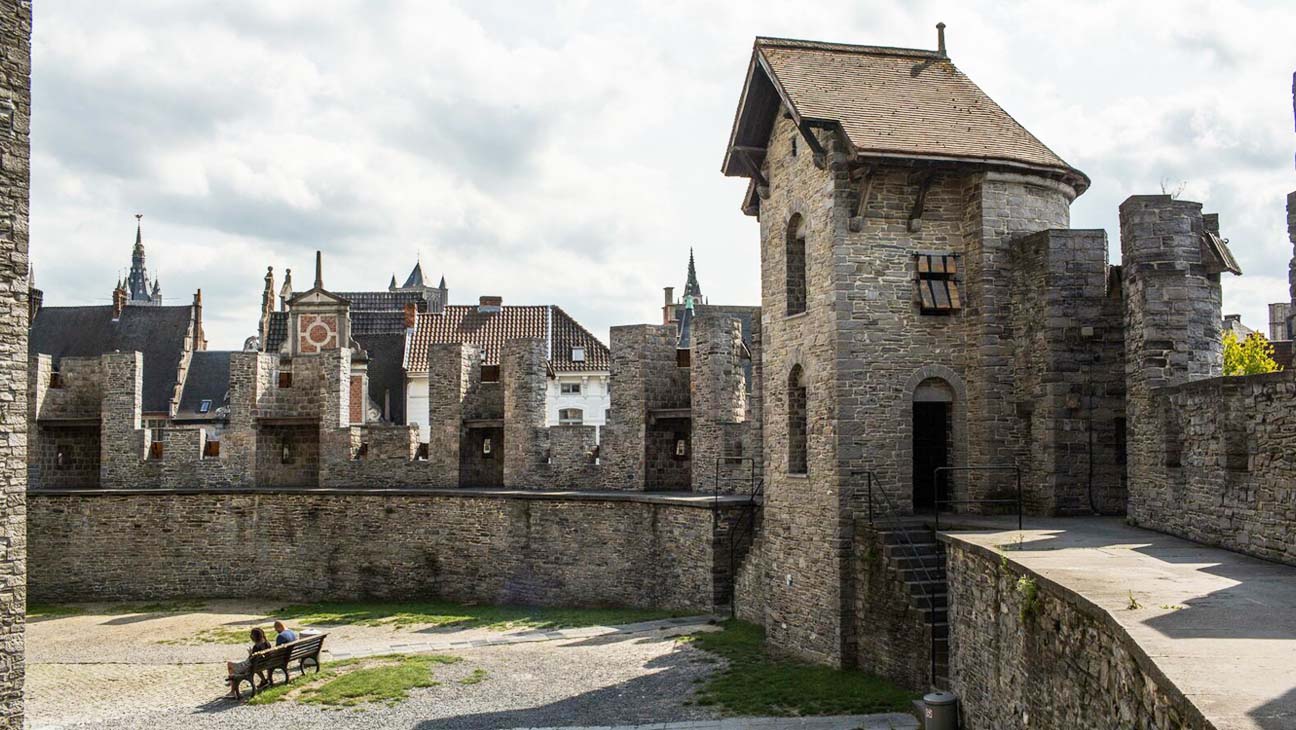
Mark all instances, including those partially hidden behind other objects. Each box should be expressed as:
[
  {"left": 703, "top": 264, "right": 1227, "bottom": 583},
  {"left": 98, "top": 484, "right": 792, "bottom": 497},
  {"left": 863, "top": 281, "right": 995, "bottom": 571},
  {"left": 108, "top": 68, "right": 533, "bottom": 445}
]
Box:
[
  {"left": 721, "top": 35, "right": 1090, "bottom": 666},
  {"left": 0, "top": 2, "right": 30, "bottom": 726}
]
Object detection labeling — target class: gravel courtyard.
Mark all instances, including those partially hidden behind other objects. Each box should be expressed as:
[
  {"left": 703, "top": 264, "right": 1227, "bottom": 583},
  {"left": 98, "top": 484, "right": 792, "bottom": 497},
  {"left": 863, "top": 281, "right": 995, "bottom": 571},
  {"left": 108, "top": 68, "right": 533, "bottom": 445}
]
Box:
[{"left": 25, "top": 603, "right": 918, "bottom": 730}]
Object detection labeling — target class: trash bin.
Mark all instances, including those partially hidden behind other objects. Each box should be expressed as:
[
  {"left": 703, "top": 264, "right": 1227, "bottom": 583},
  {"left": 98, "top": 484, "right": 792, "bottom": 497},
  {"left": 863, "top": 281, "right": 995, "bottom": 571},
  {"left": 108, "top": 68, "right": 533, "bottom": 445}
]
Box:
[{"left": 922, "top": 690, "right": 958, "bottom": 730}]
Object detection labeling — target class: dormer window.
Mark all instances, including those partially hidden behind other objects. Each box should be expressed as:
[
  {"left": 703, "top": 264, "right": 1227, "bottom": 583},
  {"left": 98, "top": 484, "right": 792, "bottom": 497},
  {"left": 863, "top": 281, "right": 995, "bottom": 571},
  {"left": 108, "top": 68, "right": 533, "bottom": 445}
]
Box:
[
  {"left": 571, "top": 346, "right": 585, "bottom": 362},
  {"left": 198, "top": 399, "right": 212, "bottom": 414}
]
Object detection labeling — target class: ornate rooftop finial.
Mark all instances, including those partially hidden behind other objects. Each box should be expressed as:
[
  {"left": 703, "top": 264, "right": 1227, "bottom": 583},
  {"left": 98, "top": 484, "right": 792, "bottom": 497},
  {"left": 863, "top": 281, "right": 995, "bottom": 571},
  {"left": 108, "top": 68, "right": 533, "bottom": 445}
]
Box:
[
  {"left": 684, "top": 247, "right": 702, "bottom": 300},
  {"left": 314, "top": 250, "right": 324, "bottom": 290},
  {"left": 439, "top": 274, "right": 446, "bottom": 289}
]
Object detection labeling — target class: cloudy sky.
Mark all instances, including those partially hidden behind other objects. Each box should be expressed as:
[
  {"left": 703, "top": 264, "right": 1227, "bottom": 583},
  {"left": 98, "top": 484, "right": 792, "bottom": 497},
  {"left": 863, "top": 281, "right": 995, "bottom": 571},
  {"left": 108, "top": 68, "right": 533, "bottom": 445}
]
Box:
[{"left": 30, "top": 0, "right": 1296, "bottom": 349}]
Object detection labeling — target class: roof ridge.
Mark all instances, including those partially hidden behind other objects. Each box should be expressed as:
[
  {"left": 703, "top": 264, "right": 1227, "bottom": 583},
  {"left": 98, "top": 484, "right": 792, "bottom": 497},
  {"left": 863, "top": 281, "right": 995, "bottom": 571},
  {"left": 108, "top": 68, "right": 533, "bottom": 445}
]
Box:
[{"left": 755, "top": 35, "right": 942, "bottom": 60}]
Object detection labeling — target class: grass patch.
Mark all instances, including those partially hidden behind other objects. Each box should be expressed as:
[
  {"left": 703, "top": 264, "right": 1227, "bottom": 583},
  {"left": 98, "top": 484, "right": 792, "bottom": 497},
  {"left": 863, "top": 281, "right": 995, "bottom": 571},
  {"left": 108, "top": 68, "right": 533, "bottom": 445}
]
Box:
[
  {"left": 27, "top": 603, "right": 86, "bottom": 620},
  {"left": 160, "top": 626, "right": 280, "bottom": 646},
  {"left": 274, "top": 601, "right": 687, "bottom": 631},
  {"left": 686, "top": 621, "right": 916, "bottom": 717},
  {"left": 460, "top": 668, "right": 488, "bottom": 685},
  {"left": 28, "top": 600, "right": 208, "bottom": 621},
  {"left": 248, "top": 654, "right": 462, "bottom": 707}
]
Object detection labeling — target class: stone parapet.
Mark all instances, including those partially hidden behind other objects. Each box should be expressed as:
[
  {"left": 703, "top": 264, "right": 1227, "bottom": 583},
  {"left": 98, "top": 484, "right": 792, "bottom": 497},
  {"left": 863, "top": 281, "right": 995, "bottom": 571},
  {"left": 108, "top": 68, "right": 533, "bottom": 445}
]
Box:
[{"left": 29, "top": 490, "right": 754, "bottom": 614}]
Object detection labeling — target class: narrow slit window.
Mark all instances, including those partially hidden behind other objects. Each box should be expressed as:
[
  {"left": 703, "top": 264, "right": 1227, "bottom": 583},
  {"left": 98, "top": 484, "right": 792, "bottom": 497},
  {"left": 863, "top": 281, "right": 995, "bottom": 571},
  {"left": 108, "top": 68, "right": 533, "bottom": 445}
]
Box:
[{"left": 915, "top": 254, "right": 961, "bottom": 314}]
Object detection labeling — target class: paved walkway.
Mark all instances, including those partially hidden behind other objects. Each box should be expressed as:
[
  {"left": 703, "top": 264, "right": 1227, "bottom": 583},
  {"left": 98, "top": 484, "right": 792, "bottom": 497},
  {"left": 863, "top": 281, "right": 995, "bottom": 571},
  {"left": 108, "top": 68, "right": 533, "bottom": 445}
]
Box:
[
  {"left": 945, "top": 517, "right": 1296, "bottom": 730},
  {"left": 513, "top": 716, "right": 918, "bottom": 729}
]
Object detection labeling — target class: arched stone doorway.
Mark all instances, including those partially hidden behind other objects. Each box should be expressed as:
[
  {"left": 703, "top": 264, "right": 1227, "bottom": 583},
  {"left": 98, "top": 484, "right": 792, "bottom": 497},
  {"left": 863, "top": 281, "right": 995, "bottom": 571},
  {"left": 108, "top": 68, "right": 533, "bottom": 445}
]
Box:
[{"left": 903, "top": 365, "right": 966, "bottom": 513}]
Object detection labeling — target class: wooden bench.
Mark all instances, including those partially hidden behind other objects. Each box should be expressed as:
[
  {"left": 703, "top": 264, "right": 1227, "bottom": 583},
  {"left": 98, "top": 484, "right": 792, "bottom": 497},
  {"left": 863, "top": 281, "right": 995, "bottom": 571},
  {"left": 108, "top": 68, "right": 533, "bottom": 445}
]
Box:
[{"left": 229, "top": 633, "right": 327, "bottom": 699}]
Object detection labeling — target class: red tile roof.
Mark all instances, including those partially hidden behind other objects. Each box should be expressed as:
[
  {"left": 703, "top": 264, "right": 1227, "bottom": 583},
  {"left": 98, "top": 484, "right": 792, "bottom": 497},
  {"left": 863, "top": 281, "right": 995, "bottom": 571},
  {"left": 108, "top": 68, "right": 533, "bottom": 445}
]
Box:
[
  {"left": 724, "top": 37, "right": 1088, "bottom": 192},
  {"left": 405, "top": 305, "right": 610, "bottom": 373}
]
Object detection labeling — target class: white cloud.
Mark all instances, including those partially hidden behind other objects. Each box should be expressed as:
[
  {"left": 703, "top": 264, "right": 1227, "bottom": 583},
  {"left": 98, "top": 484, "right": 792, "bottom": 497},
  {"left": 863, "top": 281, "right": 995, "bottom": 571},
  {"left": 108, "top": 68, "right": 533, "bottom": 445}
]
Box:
[{"left": 30, "top": 0, "right": 1296, "bottom": 347}]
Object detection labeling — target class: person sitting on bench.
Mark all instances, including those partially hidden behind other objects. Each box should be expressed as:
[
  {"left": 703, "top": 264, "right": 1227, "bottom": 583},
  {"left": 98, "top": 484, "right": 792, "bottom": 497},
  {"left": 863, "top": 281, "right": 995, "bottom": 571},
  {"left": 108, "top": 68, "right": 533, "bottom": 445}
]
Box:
[
  {"left": 225, "top": 627, "right": 272, "bottom": 698},
  {"left": 273, "top": 620, "right": 297, "bottom": 646}
]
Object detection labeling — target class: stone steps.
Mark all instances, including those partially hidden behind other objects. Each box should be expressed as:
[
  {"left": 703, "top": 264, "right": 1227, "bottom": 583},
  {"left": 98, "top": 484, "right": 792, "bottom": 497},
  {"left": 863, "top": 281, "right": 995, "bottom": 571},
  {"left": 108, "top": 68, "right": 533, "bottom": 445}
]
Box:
[{"left": 875, "top": 522, "right": 950, "bottom": 690}]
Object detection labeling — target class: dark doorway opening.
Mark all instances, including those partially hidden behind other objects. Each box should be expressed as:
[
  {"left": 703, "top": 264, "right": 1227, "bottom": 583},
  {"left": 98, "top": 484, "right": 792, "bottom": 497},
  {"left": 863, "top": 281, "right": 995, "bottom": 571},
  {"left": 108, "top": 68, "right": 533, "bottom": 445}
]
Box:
[{"left": 913, "top": 402, "right": 950, "bottom": 511}]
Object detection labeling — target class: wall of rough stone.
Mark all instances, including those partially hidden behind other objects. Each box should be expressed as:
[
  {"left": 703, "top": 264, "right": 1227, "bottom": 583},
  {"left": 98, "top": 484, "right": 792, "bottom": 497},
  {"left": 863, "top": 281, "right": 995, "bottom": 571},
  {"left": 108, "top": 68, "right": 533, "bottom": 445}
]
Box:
[
  {"left": 1122, "top": 196, "right": 1228, "bottom": 550},
  {"left": 737, "top": 116, "right": 848, "bottom": 666},
  {"left": 690, "top": 312, "right": 751, "bottom": 494},
  {"left": 945, "top": 539, "right": 1210, "bottom": 730},
  {"left": 851, "top": 526, "right": 933, "bottom": 692},
  {"left": 29, "top": 490, "right": 747, "bottom": 614},
  {"left": 1009, "top": 229, "right": 1126, "bottom": 515},
  {"left": 0, "top": 2, "right": 30, "bottom": 724},
  {"left": 502, "top": 339, "right": 550, "bottom": 487},
  {"left": 601, "top": 325, "right": 673, "bottom": 491},
  {"left": 1127, "top": 371, "right": 1296, "bottom": 566}
]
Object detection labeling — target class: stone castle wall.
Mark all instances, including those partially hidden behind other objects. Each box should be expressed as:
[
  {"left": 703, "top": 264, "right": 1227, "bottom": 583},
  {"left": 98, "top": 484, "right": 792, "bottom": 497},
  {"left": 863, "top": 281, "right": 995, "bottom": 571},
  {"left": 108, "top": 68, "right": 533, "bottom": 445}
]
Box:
[
  {"left": 0, "top": 2, "right": 29, "bottom": 725},
  {"left": 1009, "top": 229, "right": 1126, "bottom": 515},
  {"left": 1128, "top": 371, "right": 1296, "bottom": 566},
  {"left": 29, "top": 489, "right": 748, "bottom": 614},
  {"left": 945, "top": 538, "right": 1209, "bottom": 730}
]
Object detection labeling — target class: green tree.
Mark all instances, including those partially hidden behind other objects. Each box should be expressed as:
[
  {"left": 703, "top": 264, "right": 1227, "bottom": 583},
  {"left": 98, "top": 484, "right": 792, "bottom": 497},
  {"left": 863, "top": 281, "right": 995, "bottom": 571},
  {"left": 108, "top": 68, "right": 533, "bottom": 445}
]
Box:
[{"left": 1222, "top": 330, "right": 1282, "bottom": 376}]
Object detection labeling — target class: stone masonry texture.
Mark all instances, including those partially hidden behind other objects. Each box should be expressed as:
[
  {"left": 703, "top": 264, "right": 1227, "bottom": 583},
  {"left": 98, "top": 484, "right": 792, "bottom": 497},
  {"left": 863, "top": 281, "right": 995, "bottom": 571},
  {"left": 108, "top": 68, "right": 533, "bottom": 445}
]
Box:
[
  {"left": 28, "top": 490, "right": 747, "bottom": 615},
  {"left": 0, "top": 3, "right": 28, "bottom": 726},
  {"left": 945, "top": 540, "right": 1209, "bottom": 730}
]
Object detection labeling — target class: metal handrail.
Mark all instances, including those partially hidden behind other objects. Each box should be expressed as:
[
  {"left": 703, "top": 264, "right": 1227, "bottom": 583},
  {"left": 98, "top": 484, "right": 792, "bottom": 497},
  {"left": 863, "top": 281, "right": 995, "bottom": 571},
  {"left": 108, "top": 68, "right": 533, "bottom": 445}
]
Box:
[
  {"left": 932, "top": 465, "right": 1022, "bottom": 532},
  {"left": 713, "top": 455, "right": 758, "bottom": 502},
  {"left": 852, "top": 468, "right": 944, "bottom": 688}
]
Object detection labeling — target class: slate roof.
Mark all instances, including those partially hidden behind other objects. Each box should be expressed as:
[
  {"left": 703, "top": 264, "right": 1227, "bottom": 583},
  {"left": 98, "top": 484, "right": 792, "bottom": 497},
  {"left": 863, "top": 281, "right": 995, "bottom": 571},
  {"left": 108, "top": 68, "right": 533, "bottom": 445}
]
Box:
[
  {"left": 355, "top": 333, "right": 407, "bottom": 424},
  {"left": 402, "top": 262, "right": 426, "bottom": 289},
  {"left": 175, "top": 350, "right": 231, "bottom": 421},
  {"left": 351, "top": 309, "right": 411, "bottom": 337},
  {"left": 333, "top": 290, "right": 428, "bottom": 313},
  {"left": 405, "top": 305, "right": 610, "bottom": 373},
  {"left": 723, "top": 37, "right": 1087, "bottom": 192},
  {"left": 264, "top": 311, "right": 289, "bottom": 352},
  {"left": 30, "top": 304, "right": 195, "bottom": 414}
]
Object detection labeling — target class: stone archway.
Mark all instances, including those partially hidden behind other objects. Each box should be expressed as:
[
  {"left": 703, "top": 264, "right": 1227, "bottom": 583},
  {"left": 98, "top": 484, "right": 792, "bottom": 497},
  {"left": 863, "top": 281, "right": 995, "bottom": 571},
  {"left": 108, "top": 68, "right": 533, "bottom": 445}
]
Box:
[{"left": 901, "top": 365, "right": 967, "bottom": 512}]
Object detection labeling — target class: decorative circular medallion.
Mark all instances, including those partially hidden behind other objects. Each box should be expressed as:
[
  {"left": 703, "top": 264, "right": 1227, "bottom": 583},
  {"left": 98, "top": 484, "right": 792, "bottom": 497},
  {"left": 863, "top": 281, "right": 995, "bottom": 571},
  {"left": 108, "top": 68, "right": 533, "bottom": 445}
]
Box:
[{"left": 308, "top": 323, "right": 332, "bottom": 344}]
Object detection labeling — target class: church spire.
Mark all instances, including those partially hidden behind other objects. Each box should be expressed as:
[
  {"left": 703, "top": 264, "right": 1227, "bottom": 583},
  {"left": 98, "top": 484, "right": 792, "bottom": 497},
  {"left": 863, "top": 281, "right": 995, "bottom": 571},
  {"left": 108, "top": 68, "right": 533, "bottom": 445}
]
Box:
[
  {"left": 125, "top": 213, "right": 159, "bottom": 305},
  {"left": 683, "top": 247, "right": 702, "bottom": 300}
]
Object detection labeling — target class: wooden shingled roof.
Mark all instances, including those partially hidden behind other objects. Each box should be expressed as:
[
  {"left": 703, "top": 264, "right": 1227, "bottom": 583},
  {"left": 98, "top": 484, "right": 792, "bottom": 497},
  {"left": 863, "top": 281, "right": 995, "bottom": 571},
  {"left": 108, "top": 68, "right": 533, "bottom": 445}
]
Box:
[
  {"left": 404, "top": 305, "right": 610, "bottom": 373},
  {"left": 723, "top": 36, "right": 1088, "bottom": 193}
]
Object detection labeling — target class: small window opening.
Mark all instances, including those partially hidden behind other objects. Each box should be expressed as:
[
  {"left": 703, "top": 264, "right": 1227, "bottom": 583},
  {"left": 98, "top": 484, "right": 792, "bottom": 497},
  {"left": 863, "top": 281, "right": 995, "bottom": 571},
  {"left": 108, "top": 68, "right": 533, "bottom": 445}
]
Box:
[
  {"left": 561, "top": 382, "right": 581, "bottom": 395},
  {"left": 482, "top": 436, "right": 493, "bottom": 456},
  {"left": 788, "top": 365, "right": 808, "bottom": 475},
  {"left": 915, "top": 254, "right": 961, "bottom": 314},
  {"left": 203, "top": 439, "right": 221, "bottom": 459},
  {"left": 480, "top": 365, "right": 500, "bottom": 383},
  {"left": 278, "top": 371, "right": 293, "bottom": 388},
  {"left": 416, "top": 442, "right": 430, "bottom": 461},
  {"left": 676, "top": 348, "right": 691, "bottom": 368},
  {"left": 786, "top": 214, "right": 807, "bottom": 316},
  {"left": 49, "top": 371, "right": 64, "bottom": 389},
  {"left": 198, "top": 399, "right": 212, "bottom": 414},
  {"left": 790, "top": 135, "right": 798, "bottom": 157},
  {"left": 673, "top": 433, "right": 689, "bottom": 460},
  {"left": 559, "top": 408, "right": 583, "bottom": 425},
  {"left": 149, "top": 441, "right": 165, "bottom": 460},
  {"left": 571, "top": 347, "right": 585, "bottom": 362},
  {"left": 355, "top": 442, "right": 369, "bottom": 461}
]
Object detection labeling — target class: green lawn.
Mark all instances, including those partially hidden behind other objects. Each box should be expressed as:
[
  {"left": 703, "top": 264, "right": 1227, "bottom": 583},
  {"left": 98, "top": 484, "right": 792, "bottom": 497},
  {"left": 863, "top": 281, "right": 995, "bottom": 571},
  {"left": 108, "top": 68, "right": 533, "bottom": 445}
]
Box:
[
  {"left": 273, "top": 600, "right": 690, "bottom": 631},
  {"left": 686, "top": 621, "right": 917, "bottom": 717},
  {"left": 28, "top": 600, "right": 208, "bottom": 621},
  {"left": 248, "top": 654, "right": 465, "bottom": 707}
]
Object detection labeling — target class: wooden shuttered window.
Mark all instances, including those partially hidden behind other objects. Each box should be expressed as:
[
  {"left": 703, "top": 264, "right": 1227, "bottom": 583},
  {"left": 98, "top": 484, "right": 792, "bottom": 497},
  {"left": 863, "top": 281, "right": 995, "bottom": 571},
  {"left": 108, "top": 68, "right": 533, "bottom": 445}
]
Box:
[{"left": 915, "top": 254, "right": 961, "bottom": 314}]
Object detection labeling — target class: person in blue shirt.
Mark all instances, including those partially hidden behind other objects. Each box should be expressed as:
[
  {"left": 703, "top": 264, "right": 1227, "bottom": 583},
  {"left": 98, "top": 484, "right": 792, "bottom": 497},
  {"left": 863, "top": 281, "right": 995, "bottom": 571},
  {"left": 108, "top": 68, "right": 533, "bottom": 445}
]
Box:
[{"left": 273, "top": 620, "right": 298, "bottom": 646}]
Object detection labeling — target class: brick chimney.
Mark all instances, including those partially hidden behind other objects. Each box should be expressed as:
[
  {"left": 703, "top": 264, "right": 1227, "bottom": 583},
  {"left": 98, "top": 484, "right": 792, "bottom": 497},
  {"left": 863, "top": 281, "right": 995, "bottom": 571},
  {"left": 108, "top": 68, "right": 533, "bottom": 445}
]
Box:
[
  {"left": 112, "top": 284, "right": 127, "bottom": 320},
  {"left": 403, "top": 301, "right": 418, "bottom": 328},
  {"left": 663, "top": 286, "right": 675, "bottom": 324},
  {"left": 192, "top": 289, "right": 206, "bottom": 351},
  {"left": 478, "top": 295, "right": 503, "bottom": 313}
]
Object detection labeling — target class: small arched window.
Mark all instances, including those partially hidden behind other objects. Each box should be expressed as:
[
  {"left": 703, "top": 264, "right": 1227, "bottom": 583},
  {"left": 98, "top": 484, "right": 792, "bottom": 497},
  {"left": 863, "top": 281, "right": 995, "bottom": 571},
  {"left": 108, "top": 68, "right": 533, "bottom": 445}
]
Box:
[
  {"left": 787, "top": 365, "right": 807, "bottom": 475},
  {"left": 786, "top": 214, "right": 807, "bottom": 315}
]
